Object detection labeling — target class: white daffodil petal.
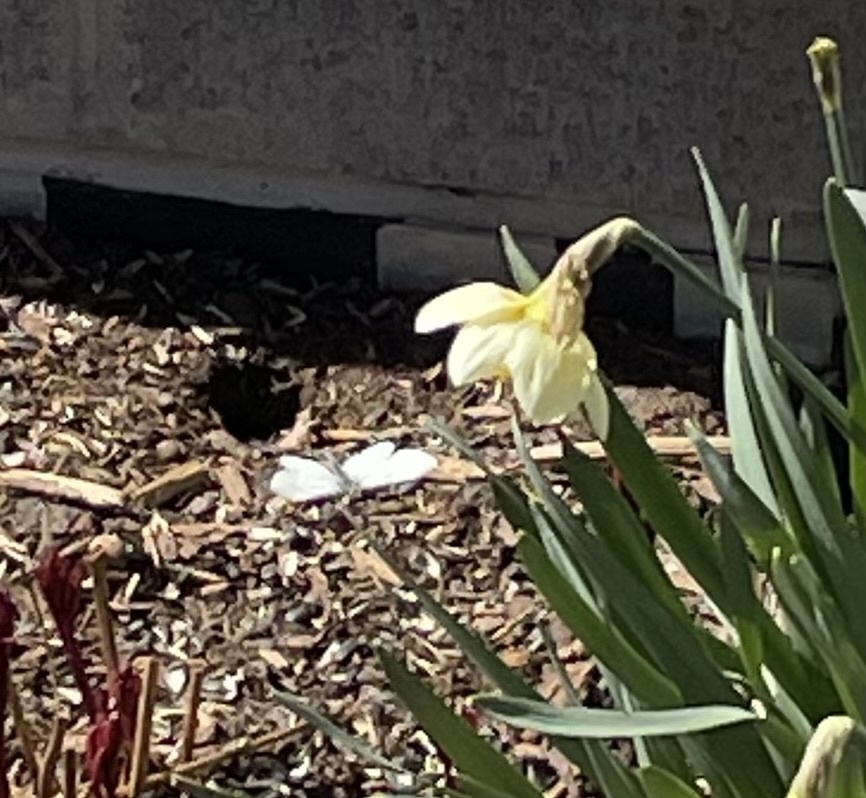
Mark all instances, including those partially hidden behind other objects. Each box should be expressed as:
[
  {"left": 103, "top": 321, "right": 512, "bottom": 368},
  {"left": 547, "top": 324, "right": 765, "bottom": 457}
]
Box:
[
  {"left": 507, "top": 326, "right": 596, "bottom": 423},
  {"left": 446, "top": 322, "right": 516, "bottom": 385},
  {"left": 582, "top": 371, "right": 610, "bottom": 440},
  {"left": 414, "top": 282, "right": 525, "bottom": 333}
]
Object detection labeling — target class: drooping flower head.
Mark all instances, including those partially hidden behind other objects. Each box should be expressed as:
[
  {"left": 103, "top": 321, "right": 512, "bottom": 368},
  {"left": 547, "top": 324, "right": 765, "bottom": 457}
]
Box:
[{"left": 416, "top": 218, "right": 639, "bottom": 437}]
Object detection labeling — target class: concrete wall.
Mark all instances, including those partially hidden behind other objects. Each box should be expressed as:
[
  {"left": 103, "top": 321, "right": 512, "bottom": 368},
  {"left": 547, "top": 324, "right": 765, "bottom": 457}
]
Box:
[
  {"left": 1, "top": 0, "right": 864, "bottom": 363},
  {"left": 2, "top": 1, "right": 863, "bottom": 249}
]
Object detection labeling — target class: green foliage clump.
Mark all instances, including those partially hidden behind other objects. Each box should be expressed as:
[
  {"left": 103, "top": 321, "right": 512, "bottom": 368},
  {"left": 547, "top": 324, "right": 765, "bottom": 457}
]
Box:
[{"left": 276, "top": 36, "right": 866, "bottom": 798}]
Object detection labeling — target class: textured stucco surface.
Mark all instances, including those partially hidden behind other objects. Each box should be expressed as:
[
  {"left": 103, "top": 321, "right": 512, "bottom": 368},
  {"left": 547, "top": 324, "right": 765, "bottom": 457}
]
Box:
[
  {"left": 1, "top": 0, "right": 865, "bottom": 260},
  {"left": 377, "top": 223, "right": 557, "bottom": 291}
]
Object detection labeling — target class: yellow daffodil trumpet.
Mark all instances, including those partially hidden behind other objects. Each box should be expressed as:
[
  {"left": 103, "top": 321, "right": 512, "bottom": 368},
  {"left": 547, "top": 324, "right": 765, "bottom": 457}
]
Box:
[{"left": 415, "top": 217, "right": 640, "bottom": 439}]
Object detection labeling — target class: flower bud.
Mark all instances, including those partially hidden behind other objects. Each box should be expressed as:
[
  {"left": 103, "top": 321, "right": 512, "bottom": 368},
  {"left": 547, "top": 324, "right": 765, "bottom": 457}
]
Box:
[
  {"left": 807, "top": 37, "right": 842, "bottom": 113},
  {"left": 787, "top": 715, "right": 866, "bottom": 798}
]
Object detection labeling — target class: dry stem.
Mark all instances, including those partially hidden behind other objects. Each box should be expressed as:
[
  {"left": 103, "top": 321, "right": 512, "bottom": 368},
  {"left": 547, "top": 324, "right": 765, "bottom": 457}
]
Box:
[
  {"left": 126, "top": 657, "right": 160, "bottom": 797},
  {"left": 181, "top": 663, "right": 206, "bottom": 763}
]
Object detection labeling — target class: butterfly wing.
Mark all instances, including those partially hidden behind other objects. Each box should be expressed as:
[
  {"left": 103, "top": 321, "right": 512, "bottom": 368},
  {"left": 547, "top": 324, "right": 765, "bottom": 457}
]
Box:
[
  {"left": 339, "top": 442, "right": 397, "bottom": 486},
  {"left": 348, "top": 446, "right": 438, "bottom": 491},
  {"left": 269, "top": 455, "right": 344, "bottom": 502}
]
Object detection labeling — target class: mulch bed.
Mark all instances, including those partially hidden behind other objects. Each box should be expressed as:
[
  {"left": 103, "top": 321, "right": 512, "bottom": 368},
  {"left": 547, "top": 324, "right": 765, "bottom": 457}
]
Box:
[{"left": 0, "top": 218, "right": 726, "bottom": 797}]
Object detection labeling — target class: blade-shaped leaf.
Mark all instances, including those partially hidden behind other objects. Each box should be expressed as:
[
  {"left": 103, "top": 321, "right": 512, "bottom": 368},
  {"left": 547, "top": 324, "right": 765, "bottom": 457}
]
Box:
[
  {"left": 799, "top": 394, "right": 842, "bottom": 508},
  {"left": 845, "top": 330, "right": 866, "bottom": 525},
  {"left": 530, "top": 505, "right": 746, "bottom": 710},
  {"left": 724, "top": 321, "right": 779, "bottom": 514},
  {"left": 692, "top": 147, "right": 744, "bottom": 301},
  {"left": 633, "top": 225, "right": 866, "bottom": 459},
  {"left": 639, "top": 767, "right": 704, "bottom": 798},
  {"left": 733, "top": 203, "right": 750, "bottom": 262},
  {"left": 599, "top": 379, "right": 726, "bottom": 605},
  {"left": 510, "top": 419, "right": 600, "bottom": 605},
  {"left": 498, "top": 225, "right": 542, "bottom": 294},
  {"left": 741, "top": 277, "right": 866, "bottom": 659},
  {"left": 378, "top": 649, "right": 544, "bottom": 798},
  {"left": 772, "top": 553, "right": 866, "bottom": 723},
  {"left": 369, "top": 545, "right": 648, "bottom": 798},
  {"left": 767, "top": 335, "right": 866, "bottom": 458},
  {"left": 826, "top": 185, "right": 866, "bottom": 381},
  {"left": 825, "top": 183, "right": 866, "bottom": 521},
  {"left": 755, "top": 709, "right": 808, "bottom": 783},
  {"left": 475, "top": 696, "right": 757, "bottom": 737},
  {"left": 687, "top": 420, "right": 787, "bottom": 565},
  {"left": 559, "top": 438, "right": 690, "bottom": 623},
  {"left": 273, "top": 690, "right": 407, "bottom": 771},
  {"left": 518, "top": 530, "right": 681, "bottom": 705},
  {"left": 688, "top": 424, "right": 839, "bottom": 719}
]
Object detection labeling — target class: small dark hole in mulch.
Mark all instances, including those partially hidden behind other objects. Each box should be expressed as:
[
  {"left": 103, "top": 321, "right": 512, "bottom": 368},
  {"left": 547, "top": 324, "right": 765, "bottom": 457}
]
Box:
[{"left": 205, "top": 361, "right": 301, "bottom": 441}]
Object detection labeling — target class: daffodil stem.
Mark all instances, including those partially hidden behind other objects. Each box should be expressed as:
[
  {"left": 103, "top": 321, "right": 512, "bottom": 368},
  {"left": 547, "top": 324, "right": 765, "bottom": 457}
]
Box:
[
  {"left": 630, "top": 227, "right": 737, "bottom": 319},
  {"left": 824, "top": 108, "right": 855, "bottom": 186}
]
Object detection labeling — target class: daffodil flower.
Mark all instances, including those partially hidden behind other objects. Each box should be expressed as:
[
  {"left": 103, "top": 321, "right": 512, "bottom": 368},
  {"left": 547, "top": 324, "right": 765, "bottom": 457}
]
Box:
[{"left": 415, "top": 218, "right": 639, "bottom": 438}]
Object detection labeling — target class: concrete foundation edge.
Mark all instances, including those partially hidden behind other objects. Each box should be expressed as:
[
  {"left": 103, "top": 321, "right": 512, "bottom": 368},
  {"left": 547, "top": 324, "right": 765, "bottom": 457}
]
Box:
[{"left": 0, "top": 142, "right": 841, "bottom": 368}]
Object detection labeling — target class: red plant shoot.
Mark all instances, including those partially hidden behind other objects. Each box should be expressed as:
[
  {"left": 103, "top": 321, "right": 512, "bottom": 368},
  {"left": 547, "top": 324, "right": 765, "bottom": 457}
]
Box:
[
  {"left": 85, "top": 711, "right": 124, "bottom": 798},
  {"left": 84, "top": 664, "right": 141, "bottom": 798},
  {"left": 0, "top": 590, "right": 19, "bottom": 798},
  {"left": 35, "top": 547, "right": 142, "bottom": 797},
  {"left": 35, "top": 547, "right": 100, "bottom": 720}
]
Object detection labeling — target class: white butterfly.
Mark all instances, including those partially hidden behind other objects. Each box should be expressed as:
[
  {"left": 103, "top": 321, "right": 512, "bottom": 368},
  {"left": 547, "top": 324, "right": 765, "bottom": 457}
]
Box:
[{"left": 269, "top": 441, "right": 437, "bottom": 503}]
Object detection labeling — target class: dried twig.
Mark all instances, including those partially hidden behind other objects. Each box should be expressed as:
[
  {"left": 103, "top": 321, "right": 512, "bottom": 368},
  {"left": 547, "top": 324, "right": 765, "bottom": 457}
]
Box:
[
  {"left": 37, "top": 717, "right": 66, "bottom": 798},
  {"left": 63, "top": 749, "right": 77, "bottom": 798},
  {"left": 8, "top": 222, "right": 64, "bottom": 282},
  {"left": 181, "top": 663, "right": 206, "bottom": 763},
  {"left": 8, "top": 678, "right": 40, "bottom": 784},
  {"left": 87, "top": 554, "right": 119, "bottom": 678},
  {"left": 127, "top": 658, "right": 160, "bottom": 797},
  {"left": 114, "top": 728, "right": 294, "bottom": 796}
]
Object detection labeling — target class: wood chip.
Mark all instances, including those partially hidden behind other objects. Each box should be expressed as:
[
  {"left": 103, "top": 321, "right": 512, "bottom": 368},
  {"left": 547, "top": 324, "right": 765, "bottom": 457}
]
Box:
[
  {"left": 429, "top": 435, "right": 731, "bottom": 483},
  {"left": 189, "top": 325, "right": 215, "bottom": 346},
  {"left": 0, "top": 468, "right": 125, "bottom": 510},
  {"left": 128, "top": 461, "right": 211, "bottom": 509},
  {"left": 258, "top": 648, "right": 290, "bottom": 670},
  {"left": 349, "top": 546, "right": 402, "bottom": 586},
  {"left": 528, "top": 435, "right": 731, "bottom": 463},
  {"left": 142, "top": 511, "right": 179, "bottom": 566},
  {"left": 460, "top": 404, "right": 511, "bottom": 420},
  {"left": 274, "top": 406, "right": 313, "bottom": 452},
  {"left": 321, "top": 426, "right": 411, "bottom": 443},
  {"left": 215, "top": 463, "right": 251, "bottom": 507}
]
